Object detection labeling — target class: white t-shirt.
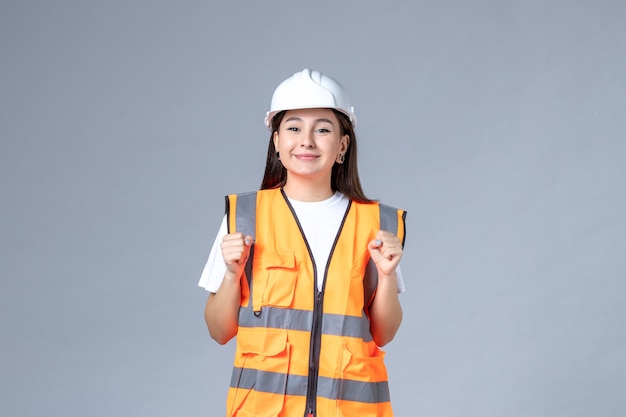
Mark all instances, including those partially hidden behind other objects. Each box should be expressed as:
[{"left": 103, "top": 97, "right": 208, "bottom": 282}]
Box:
[{"left": 198, "top": 192, "right": 405, "bottom": 293}]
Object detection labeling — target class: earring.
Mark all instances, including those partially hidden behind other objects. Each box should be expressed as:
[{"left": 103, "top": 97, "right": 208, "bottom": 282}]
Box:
[
  {"left": 276, "top": 151, "right": 280, "bottom": 160},
  {"left": 338, "top": 153, "right": 345, "bottom": 164}
]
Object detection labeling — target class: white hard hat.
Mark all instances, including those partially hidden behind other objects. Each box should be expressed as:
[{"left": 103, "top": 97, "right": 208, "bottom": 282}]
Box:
[{"left": 265, "top": 68, "right": 356, "bottom": 130}]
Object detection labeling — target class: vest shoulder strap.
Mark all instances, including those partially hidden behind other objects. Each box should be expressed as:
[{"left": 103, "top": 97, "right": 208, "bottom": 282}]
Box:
[{"left": 225, "top": 191, "right": 258, "bottom": 236}]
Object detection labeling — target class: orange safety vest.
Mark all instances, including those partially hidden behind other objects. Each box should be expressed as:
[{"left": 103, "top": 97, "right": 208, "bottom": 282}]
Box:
[{"left": 224, "top": 188, "right": 406, "bottom": 417}]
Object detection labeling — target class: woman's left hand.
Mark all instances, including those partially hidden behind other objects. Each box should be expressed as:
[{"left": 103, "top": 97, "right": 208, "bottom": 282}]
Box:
[{"left": 367, "top": 230, "right": 403, "bottom": 276}]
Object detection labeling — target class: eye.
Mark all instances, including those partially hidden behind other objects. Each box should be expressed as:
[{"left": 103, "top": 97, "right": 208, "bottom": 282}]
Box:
[
  {"left": 316, "top": 128, "right": 331, "bottom": 133},
  {"left": 286, "top": 126, "right": 299, "bottom": 132}
]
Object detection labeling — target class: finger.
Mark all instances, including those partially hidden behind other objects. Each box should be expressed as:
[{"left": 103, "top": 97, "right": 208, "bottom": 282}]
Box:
[
  {"left": 221, "top": 233, "right": 246, "bottom": 264},
  {"left": 222, "top": 232, "right": 244, "bottom": 242},
  {"left": 371, "top": 235, "right": 402, "bottom": 262},
  {"left": 238, "top": 235, "right": 254, "bottom": 264},
  {"left": 367, "top": 238, "right": 383, "bottom": 253}
]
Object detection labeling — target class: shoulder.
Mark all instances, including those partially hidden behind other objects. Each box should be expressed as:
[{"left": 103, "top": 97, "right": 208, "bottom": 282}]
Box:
[
  {"left": 350, "top": 198, "right": 407, "bottom": 238},
  {"left": 226, "top": 190, "right": 256, "bottom": 199},
  {"left": 226, "top": 188, "right": 282, "bottom": 199},
  {"left": 351, "top": 198, "right": 404, "bottom": 214}
]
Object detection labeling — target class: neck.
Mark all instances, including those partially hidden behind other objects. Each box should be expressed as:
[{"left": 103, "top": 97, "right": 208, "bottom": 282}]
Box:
[{"left": 283, "top": 176, "right": 334, "bottom": 202}]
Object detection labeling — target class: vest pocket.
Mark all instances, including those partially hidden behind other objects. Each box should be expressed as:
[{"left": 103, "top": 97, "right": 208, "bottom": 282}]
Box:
[
  {"left": 340, "top": 339, "right": 388, "bottom": 382},
  {"left": 258, "top": 251, "right": 298, "bottom": 309},
  {"left": 336, "top": 340, "right": 389, "bottom": 416},
  {"left": 231, "top": 328, "right": 290, "bottom": 417}
]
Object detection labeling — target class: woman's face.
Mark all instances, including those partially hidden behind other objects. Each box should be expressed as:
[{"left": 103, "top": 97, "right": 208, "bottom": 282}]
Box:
[{"left": 273, "top": 108, "right": 349, "bottom": 184}]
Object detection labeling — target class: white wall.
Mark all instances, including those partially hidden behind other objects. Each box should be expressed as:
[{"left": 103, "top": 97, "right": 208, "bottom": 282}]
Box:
[{"left": 1, "top": 1, "right": 624, "bottom": 416}]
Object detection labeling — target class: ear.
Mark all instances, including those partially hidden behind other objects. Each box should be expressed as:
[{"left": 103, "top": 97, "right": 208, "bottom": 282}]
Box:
[
  {"left": 340, "top": 134, "right": 350, "bottom": 153},
  {"left": 273, "top": 131, "right": 279, "bottom": 149}
]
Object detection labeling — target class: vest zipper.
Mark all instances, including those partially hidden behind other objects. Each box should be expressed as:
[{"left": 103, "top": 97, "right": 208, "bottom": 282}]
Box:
[
  {"left": 279, "top": 189, "right": 351, "bottom": 417},
  {"left": 304, "top": 289, "right": 323, "bottom": 417}
]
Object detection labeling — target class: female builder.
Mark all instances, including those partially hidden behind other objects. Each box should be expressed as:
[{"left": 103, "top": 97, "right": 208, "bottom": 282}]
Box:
[{"left": 199, "top": 68, "right": 407, "bottom": 417}]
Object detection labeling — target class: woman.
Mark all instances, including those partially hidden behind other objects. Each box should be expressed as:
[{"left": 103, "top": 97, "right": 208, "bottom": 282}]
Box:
[{"left": 199, "top": 68, "right": 407, "bottom": 417}]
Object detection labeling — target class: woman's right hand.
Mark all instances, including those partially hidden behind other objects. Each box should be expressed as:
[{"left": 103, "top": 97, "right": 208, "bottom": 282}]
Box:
[{"left": 220, "top": 232, "right": 254, "bottom": 280}]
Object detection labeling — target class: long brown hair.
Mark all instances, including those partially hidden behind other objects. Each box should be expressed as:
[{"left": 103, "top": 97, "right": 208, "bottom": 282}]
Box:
[{"left": 260, "top": 110, "right": 374, "bottom": 203}]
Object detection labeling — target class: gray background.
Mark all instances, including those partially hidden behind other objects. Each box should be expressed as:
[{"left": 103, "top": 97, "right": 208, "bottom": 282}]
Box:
[{"left": 1, "top": 0, "right": 624, "bottom": 416}]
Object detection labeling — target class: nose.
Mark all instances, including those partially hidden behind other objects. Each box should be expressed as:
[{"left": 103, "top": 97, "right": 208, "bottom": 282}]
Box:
[{"left": 300, "top": 129, "right": 315, "bottom": 148}]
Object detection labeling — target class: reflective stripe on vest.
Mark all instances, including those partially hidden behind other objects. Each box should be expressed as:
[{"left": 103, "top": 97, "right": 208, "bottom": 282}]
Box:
[
  {"left": 230, "top": 367, "right": 390, "bottom": 403},
  {"left": 224, "top": 188, "right": 406, "bottom": 417}
]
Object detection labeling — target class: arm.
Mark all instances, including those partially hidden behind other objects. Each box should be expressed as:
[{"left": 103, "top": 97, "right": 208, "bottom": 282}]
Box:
[
  {"left": 367, "top": 230, "right": 404, "bottom": 347},
  {"left": 204, "top": 232, "right": 253, "bottom": 345}
]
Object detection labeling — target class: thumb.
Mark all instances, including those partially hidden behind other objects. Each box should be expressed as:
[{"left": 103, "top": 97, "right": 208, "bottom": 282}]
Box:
[
  {"left": 367, "top": 238, "right": 384, "bottom": 260},
  {"left": 243, "top": 234, "right": 254, "bottom": 253},
  {"left": 237, "top": 235, "right": 254, "bottom": 265}
]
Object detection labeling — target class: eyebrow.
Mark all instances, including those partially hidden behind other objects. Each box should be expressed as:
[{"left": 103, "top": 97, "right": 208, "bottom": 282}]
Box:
[{"left": 284, "top": 116, "right": 335, "bottom": 125}]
